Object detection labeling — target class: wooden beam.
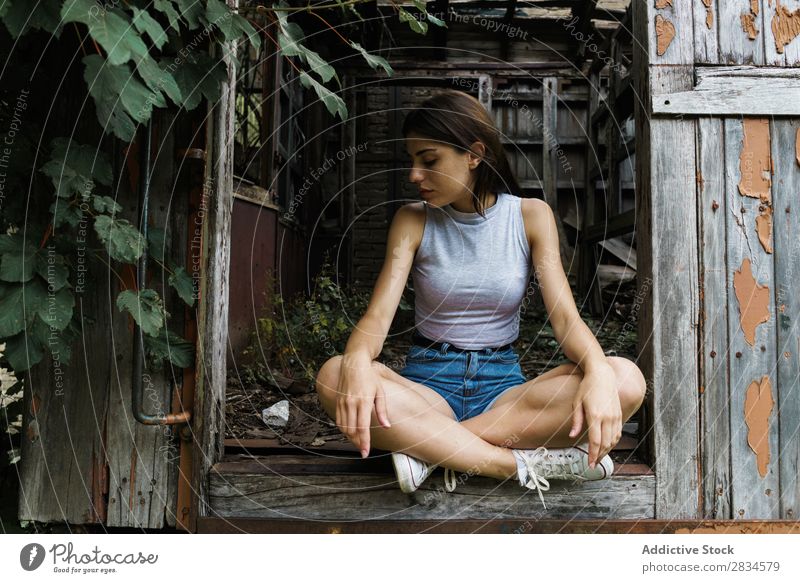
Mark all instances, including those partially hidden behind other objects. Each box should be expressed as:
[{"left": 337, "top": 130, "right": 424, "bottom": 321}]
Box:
[
  {"left": 190, "top": 0, "right": 238, "bottom": 531},
  {"left": 198, "top": 516, "right": 800, "bottom": 534},
  {"left": 653, "top": 67, "right": 800, "bottom": 117}
]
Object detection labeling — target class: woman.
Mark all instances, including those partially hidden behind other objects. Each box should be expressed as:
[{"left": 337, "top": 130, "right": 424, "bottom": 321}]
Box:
[{"left": 315, "top": 89, "right": 647, "bottom": 508}]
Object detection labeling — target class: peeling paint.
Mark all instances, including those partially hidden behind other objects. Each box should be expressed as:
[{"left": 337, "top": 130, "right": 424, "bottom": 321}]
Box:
[
  {"left": 697, "top": 170, "right": 705, "bottom": 193},
  {"left": 755, "top": 204, "right": 773, "bottom": 253},
  {"left": 771, "top": 0, "right": 800, "bottom": 54},
  {"left": 742, "top": 13, "right": 759, "bottom": 40},
  {"left": 655, "top": 15, "right": 675, "bottom": 56},
  {"left": 751, "top": 0, "right": 760, "bottom": 17},
  {"left": 744, "top": 375, "right": 773, "bottom": 479},
  {"left": 738, "top": 118, "right": 772, "bottom": 203},
  {"left": 655, "top": 0, "right": 673, "bottom": 8},
  {"left": 733, "top": 257, "right": 771, "bottom": 346},
  {"left": 701, "top": 0, "right": 715, "bottom": 30}
]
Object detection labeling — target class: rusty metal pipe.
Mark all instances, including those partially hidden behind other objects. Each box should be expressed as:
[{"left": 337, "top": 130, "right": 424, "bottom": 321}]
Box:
[{"left": 131, "top": 119, "right": 192, "bottom": 426}]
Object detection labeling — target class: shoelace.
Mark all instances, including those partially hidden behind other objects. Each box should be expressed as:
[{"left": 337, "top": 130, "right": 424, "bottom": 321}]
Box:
[
  {"left": 443, "top": 468, "right": 458, "bottom": 492},
  {"left": 519, "top": 447, "right": 594, "bottom": 509},
  {"left": 519, "top": 447, "right": 552, "bottom": 509}
]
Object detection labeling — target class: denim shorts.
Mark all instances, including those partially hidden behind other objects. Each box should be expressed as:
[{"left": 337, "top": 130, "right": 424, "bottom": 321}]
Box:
[{"left": 398, "top": 340, "right": 528, "bottom": 422}]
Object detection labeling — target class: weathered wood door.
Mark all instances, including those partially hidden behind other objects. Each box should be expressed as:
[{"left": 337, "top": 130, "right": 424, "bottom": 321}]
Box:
[{"left": 634, "top": 0, "right": 800, "bottom": 519}]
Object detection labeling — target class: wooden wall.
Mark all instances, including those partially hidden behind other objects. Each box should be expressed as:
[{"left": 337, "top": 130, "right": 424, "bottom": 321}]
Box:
[{"left": 634, "top": 0, "right": 800, "bottom": 519}]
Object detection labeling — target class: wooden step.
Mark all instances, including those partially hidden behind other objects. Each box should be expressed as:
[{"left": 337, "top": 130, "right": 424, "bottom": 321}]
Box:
[{"left": 208, "top": 453, "right": 655, "bottom": 521}]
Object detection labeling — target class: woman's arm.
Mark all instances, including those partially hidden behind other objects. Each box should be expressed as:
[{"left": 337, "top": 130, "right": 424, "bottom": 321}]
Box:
[
  {"left": 344, "top": 203, "right": 423, "bottom": 362},
  {"left": 523, "top": 199, "right": 620, "bottom": 467},
  {"left": 338, "top": 203, "right": 424, "bottom": 457}
]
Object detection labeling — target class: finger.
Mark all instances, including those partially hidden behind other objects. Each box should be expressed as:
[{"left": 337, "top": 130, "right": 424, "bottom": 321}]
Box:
[
  {"left": 358, "top": 402, "right": 372, "bottom": 458},
  {"left": 588, "top": 419, "right": 602, "bottom": 468},
  {"left": 569, "top": 400, "right": 584, "bottom": 438},
  {"left": 374, "top": 387, "right": 391, "bottom": 428},
  {"left": 346, "top": 398, "right": 359, "bottom": 448}
]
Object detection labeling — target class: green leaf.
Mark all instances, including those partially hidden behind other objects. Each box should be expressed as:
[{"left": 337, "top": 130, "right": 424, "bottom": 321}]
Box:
[
  {"left": 144, "top": 328, "right": 194, "bottom": 368},
  {"left": 154, "top": 0, "right": 181, "bottom": 32},
  {"left": 168, "top": 267, "right": 195, "bottom": 306},
  {"left": 31, "top": 316, "right": 74, "bottom": 363},
  {"left": 94, "top": 215, "right": 146, "bottom": 264},
  {"left": 35, "top": 253, "right": 70, "bottom": 291},
  {"left": 398, "top": 7, "right": 427, "bottom": 34},
  {"left": 50, "top": 200, "right": 84, "bottom": 228},
  {"left": 0, "top": 234, "right": 25, "bottom": 253},
  {"left": 61, "top": 0, "right": 149, "bottom": 66},
  {"left": 116, "top": 289, "right": 166, "bottom": 336},
  {"left": 173, "top": 0, "right": 204, "bottom": 29},
  {"left": 349, "top": 41, "right": 393, "bottom": 76},
  {"left": 205, "top": 0, "right": 261, "bottom": 50},
  {"left": 3, "top": 331, "right": 44, "bottom": 372},
  {"left": 92, "top": 195, "right": 122, "bottom": 214},
  {"left": 131, "top": 7, "right": 168, "bottom": 51},
  {"left": 298, "top": 71, "right": 347, "bottom": 121},
  {"left": 171, "top": 52, "right": 226, "bottom": 111},
  {"left": 40, "top": 137, "right": 112, "bottom": 199},
  {"left": 0, "top": 247, "right": 37, "bottom": 282},
  {"left": 36, "top": 287, "right": 74, "bottom": 332},
  {"left": 426, "top": 12, "right": 447, "bottom": 27},
  {"left": 0, "top": 284, "right": 25, "bottom": 337},
  {"left": 138, "top": 55, "right": 182, "bottom": 106},
  {"left": 1, "top": 0, "right": 62, "bottom": 38},
  {"left": 146, "top": 227, "right": 167, "bottom": 262},
  {"left": 83, "top": 54, "right": 149, "bottom": 141}
]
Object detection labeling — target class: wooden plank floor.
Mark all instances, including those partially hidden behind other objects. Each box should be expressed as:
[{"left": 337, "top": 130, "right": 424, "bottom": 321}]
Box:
[{"left": 209, "top": 439, "right": 655, "bottom": 521}]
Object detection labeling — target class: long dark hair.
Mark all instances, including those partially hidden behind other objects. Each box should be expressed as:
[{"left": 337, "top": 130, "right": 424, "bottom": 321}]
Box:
[{"left": 401, "top": 89, "right": 524, "bottom": 217}]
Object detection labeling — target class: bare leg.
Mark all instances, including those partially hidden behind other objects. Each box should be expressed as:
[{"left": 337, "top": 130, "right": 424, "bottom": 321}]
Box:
[
  {"left": 315, "top": 355, "right": 518, "bottom": 480},
  {"left": 459, "top": 356, "right": 647, "bottom": 449}
]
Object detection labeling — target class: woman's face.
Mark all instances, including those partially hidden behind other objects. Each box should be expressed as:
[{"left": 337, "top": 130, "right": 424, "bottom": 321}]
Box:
[{"left": 405, "top": 133, "right": 484, "bottom": 207}]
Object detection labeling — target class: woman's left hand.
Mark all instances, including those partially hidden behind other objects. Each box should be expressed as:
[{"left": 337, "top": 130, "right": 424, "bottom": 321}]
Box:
[{"left": 568, "top": 365, "right": 622, "bottom": 468}]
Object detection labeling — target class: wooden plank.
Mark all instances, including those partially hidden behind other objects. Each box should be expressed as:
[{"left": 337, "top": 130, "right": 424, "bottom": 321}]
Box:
[
  {"left": 653, "top": 66, "right": 800, "bottom": 116},
  {"left": 637, "top": 0, "right": 694, "bottom": 65},
  {"left": 598, "top": 237, "right": 637, "bottom": 270},
  {"left": 542, "top": 76, "right": 572, "bottom": 265},
  {"left": 209, "top": 466, "right": 655, "bottom": 520},
  {"left": 694, "top": 0, "right": 719, "bottom": 64},
  {"left": 190, "top": 0, "right": 238, "bottom": 529},
  {"left": 634, "top": 64, "right": 701, "bottom": 519},
  {"left": 197, "top": 516, "right": 800, "bottom": 534},
  {"left": 771, "top": 118, "right": 800, "bottom": 519},
  {"left": 718, "top": 0, "right": 765, "bottom": 66},
  {"left": 697, "top": 117, "right": 732, "bottom": 519},
  {"left": 723, "top": 118, "right": 780, "bottom": 519}
]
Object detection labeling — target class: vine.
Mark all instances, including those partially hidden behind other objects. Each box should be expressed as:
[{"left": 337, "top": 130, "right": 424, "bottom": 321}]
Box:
[{"left": 0, "top": 0, "right": 444, "bottom": 373}]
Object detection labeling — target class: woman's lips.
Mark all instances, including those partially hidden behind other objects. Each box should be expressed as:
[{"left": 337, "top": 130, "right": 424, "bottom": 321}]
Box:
[{"left": 419, "top": 189, "right": 434, "bottom": 198}]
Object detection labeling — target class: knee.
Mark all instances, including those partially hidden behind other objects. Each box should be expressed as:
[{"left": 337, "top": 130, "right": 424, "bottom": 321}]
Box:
[
  {"left": 315, "top": 354, "right": 344, "bottom": 402},
  {"left": 607, "top": 356, "right": 647, "bottom": 416}
]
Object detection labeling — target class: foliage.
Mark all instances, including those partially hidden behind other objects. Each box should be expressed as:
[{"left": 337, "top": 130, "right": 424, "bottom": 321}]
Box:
[
  {"left": 241, "top": 262, "right": 372, "bottom": 386},
  {"left": 0, "top": 344, "right": 23, "bottom": 466},
  {"left": 0, "top": 0, "right": 444, "bottom": 378}
]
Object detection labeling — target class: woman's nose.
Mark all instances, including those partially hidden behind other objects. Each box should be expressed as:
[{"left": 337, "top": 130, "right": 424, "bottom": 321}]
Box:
[{"left": 408, "top": 166, "right": 424, "bottom": 183}]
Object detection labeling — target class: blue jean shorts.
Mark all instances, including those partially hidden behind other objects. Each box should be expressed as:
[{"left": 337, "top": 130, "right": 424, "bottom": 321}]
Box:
[{"left": 398, "top": 340, "right": 528, "bottom": 421}]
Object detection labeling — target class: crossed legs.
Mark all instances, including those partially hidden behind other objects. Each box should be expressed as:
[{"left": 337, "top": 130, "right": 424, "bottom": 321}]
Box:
[{"left": 314, "top": 355, "right": 646, "bottom": 481}]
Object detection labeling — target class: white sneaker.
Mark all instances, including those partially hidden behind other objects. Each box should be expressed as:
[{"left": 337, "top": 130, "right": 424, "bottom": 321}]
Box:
[
  {"left": 392, "top": 451, "right": 458, "bottom": 494},
  {"left": 511, "top": 444, "right": 614, "bottom": 509}
]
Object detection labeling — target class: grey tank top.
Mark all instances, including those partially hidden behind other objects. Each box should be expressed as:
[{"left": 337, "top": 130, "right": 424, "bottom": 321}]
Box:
[{"left": 410, "top": 191, "right": 533, "bottom": 350}]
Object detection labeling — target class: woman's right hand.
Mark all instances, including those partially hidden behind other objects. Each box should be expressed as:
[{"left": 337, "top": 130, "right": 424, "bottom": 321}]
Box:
[{"left": 336, "top": 352, "right": 391, "bottom": 458}]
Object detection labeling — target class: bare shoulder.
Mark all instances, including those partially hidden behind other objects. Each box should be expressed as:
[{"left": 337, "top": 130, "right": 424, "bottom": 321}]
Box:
[
  {"left": 388, "top": 201, "right": 426, "bottom": 252},
  {"left": 520, "top": 197, "right": 554, "bottom": 247}
]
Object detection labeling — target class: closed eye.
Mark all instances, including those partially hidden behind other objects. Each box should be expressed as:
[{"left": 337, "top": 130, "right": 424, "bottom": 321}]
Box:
[{"left": 423, "top": 160, "right": 436, "bottom": 167}]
